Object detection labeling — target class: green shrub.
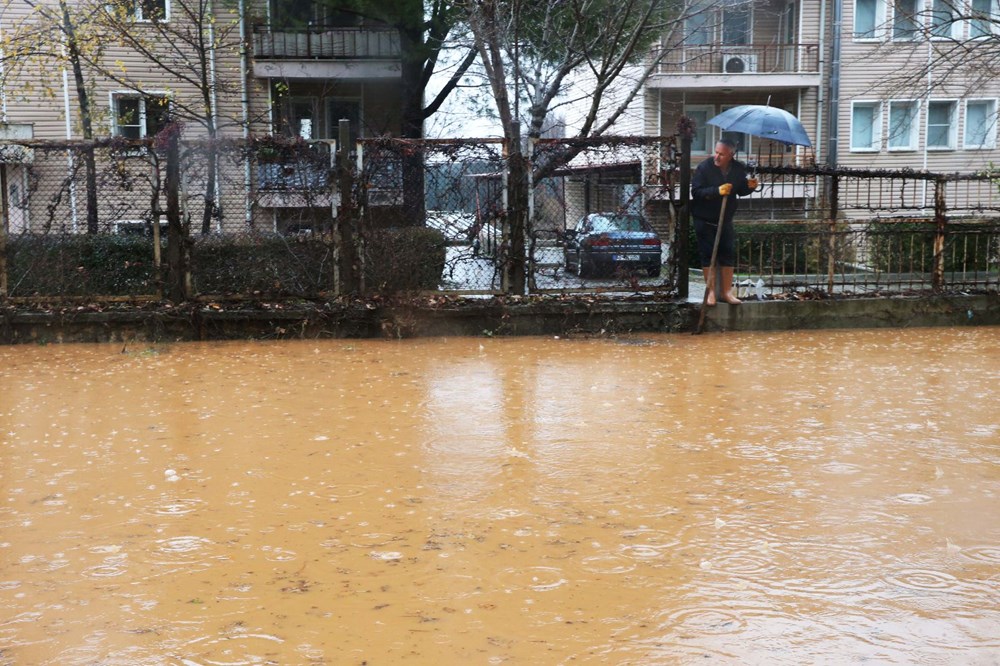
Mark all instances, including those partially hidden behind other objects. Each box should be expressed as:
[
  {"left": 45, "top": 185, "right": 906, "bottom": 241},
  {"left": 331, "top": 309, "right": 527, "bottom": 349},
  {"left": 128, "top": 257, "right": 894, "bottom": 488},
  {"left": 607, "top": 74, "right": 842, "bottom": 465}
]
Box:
[
  {"left": 364, "top": 226, "right": 447, "bottom": 293},
  {"left": 867, "top": 221, "right": 999, "bottom": 274},
  {"left": 191, "top": 234, "right": 333, "bottom": 296},
  {"left": 6, "top": 234, "right": 158, "bottom": 296}
]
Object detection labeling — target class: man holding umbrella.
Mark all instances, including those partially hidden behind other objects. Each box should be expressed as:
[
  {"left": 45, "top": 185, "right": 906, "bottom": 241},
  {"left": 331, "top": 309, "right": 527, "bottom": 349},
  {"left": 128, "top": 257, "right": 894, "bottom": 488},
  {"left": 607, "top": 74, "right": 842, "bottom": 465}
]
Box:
[{"left": 691, "top": 137, "right": 758, "bottom": 306}]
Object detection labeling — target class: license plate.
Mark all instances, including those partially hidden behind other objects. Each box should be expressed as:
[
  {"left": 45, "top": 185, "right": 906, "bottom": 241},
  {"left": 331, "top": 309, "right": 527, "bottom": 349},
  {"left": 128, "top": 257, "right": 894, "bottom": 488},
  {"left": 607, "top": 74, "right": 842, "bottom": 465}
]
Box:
[{"left": 612, "top": 254, "right": 640, "bottom": 261}]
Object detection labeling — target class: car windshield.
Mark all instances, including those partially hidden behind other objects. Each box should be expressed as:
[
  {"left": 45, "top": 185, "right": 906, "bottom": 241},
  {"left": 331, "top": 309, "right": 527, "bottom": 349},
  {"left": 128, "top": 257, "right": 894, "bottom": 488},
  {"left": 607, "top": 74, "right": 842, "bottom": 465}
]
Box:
[{"left": 586, "top": 214, "right": 648, "bottom": 233}]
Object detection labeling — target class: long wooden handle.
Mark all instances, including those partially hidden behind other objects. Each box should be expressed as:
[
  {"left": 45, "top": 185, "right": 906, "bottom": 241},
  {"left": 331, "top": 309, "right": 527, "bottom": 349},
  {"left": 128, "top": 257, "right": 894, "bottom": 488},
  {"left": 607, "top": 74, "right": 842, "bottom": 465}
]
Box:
[{"left": 694, "top": 194, "right": 729, "bottom": 335}]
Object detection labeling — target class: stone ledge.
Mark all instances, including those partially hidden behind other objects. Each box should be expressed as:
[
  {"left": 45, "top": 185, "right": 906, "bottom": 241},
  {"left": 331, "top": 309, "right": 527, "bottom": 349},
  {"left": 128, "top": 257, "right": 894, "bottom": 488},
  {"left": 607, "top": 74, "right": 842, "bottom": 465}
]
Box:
[{"left": 0, "top": 294, "right": 996, "bottom": 344}]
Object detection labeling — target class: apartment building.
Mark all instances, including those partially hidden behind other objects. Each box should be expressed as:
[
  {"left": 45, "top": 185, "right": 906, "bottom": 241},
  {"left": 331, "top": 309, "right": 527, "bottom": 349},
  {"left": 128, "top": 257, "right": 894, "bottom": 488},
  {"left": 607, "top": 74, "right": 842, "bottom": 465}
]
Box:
[
  {"left": 652, "top": 0, "right": 1000, "bottom": 173},
  {"left": 0, "top": 0, "right": 403, "bottom": 232}
]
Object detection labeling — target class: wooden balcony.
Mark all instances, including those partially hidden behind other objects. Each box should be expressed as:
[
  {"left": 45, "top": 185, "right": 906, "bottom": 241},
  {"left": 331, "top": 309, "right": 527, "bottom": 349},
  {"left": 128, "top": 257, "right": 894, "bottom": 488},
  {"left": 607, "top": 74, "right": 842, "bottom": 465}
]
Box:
[{"left": 252, "top": 25, "right": 401, "bottom": 79}]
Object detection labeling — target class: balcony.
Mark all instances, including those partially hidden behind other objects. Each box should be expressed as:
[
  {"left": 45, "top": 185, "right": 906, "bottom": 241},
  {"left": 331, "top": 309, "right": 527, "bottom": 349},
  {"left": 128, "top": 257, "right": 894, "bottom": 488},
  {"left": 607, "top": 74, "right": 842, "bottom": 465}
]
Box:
[
  {"left": 647, "top": 43, "right": 821, "bottom": 91},
  {"left": 252, "top": 25, "right": 401, "bottom": 79}
]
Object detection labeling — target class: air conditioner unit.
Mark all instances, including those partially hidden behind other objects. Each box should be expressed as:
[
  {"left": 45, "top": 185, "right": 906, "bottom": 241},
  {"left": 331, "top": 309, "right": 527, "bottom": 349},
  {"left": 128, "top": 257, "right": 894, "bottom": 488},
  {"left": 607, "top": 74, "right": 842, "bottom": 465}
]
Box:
[{"left": 723, "top": 53, "right": 758, "bottom": 74}]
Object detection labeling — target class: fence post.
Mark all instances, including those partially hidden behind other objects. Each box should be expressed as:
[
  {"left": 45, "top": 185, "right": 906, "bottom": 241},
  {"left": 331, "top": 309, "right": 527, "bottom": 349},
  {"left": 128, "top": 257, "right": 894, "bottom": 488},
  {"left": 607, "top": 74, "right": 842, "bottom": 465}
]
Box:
[
  {"left": 677, "top": 132, "right": 692, "bottom": 299},
  {"left": 164, "top": 124, "right": 190, "bottom": 302},
  {"left": 335, "top": 118, "right": 361, "bottom": 295},
  {"left": 932, "top": 176, "right": 947, "bottom": 291},
  {"left": 0, "top": 164, "right": 7, "bottom": 299},
  {"left": 827, "top": 173, "right": 839, "bottom": 296}
]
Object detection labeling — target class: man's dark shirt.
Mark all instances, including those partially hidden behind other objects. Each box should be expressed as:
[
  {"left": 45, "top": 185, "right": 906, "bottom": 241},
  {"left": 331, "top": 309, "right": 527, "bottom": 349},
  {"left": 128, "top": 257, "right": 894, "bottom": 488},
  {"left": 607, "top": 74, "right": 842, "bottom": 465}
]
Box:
[{"left": 690, "top": 156, "right": 753, "bottom": 225}]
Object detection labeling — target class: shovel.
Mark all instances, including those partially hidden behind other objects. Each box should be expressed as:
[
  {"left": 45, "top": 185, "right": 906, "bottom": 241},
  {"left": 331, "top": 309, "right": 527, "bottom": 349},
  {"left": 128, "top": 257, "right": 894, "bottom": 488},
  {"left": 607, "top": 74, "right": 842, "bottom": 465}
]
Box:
[{"left": 694, "top": 194, "right": 729, "bottom": 335}]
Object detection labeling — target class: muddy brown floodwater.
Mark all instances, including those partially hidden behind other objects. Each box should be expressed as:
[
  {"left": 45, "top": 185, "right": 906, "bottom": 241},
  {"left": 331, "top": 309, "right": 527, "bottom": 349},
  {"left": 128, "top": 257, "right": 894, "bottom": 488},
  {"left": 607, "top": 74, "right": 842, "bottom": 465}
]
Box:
[{"left": 0, "top": 328, "right": 998, "bottom": 665}]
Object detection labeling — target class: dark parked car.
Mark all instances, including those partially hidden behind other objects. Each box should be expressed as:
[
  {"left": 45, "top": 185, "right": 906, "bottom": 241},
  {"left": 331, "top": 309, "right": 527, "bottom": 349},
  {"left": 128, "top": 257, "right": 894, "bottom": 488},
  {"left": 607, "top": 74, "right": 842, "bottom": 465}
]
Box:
[{"left": 563, "top": 213, "right": 661, "bottom": 278}]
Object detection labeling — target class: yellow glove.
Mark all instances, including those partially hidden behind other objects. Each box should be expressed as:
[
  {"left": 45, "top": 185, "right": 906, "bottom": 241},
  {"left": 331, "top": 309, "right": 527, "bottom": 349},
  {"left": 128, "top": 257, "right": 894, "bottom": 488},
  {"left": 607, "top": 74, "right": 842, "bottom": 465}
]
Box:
[
  {"left": 747, "top": 178, "right": 759, "bottom": 190},
  {"left": 718, "top": 183, "right": 733, "bottom": 196}
]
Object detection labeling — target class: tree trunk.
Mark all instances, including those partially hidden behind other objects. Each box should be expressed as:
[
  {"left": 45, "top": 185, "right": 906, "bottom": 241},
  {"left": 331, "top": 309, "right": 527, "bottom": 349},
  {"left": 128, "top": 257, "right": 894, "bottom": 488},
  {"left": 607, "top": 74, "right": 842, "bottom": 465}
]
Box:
[
  {"left": 397, "top": 25, "right": 425, "bottom": 226},
  {"left": 164, "top": 126, "right": 189, "bottom": 302}
]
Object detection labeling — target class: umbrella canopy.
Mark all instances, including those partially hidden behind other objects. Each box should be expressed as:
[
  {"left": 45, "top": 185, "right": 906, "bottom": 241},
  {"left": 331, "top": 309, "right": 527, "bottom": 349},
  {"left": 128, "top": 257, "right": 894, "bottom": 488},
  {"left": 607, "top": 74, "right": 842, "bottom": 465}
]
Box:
[{"left": 707, "top": 105, "right": 812, "bottom": 147}]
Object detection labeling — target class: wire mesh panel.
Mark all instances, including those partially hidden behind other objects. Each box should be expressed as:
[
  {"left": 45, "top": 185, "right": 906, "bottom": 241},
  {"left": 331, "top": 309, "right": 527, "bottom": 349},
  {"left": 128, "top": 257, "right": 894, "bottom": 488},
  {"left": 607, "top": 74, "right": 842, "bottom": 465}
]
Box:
[
  {"left": 734, "top": 219, "right": 1000, "bottom": 298},
  {"left": 3, "top": 141, "right": 162, "bottom": 299},
  {"left": 358, "top": 138, "right": 506, "bottom": 294},
  {"left": 529, "top": 137, "right": 680, "bottom": 295}
]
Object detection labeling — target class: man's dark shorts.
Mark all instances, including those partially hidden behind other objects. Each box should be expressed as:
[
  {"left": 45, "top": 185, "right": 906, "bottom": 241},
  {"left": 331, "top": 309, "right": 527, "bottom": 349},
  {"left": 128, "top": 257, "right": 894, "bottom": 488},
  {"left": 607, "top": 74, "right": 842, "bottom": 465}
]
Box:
[{"left": 693, "top": 217, "right": 735, "bottom": 268}]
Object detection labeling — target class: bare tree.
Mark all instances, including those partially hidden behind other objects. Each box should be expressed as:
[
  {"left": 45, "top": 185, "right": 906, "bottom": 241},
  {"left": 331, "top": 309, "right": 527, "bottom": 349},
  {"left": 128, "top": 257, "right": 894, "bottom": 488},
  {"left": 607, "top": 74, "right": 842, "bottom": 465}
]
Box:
[
  {"left": 853, "top": 0, "right": 1000, "bottom": 97},
  {"left": 462, "top": 0, "right": 690, "bottom": 292},
  {"left": 1, "top": 0, "right": 104, "bottom": 232},
  {"left": 93, "top": 0, "right": 245, "bottom": 234}
]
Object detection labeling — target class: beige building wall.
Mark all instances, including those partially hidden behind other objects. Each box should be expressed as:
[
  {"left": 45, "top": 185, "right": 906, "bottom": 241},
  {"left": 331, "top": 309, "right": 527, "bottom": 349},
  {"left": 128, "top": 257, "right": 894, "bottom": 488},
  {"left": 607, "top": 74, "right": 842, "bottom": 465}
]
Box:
[{"left": 837, "top": 0, "right": 1000, "bottom": 175}]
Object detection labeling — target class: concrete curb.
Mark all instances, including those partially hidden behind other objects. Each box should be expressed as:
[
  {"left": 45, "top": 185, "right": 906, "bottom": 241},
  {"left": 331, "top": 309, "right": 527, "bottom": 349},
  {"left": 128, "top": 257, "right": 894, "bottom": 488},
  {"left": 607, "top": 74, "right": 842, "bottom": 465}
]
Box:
[{"left": 0, "top": 294, "right": 996, "bottom": 344}]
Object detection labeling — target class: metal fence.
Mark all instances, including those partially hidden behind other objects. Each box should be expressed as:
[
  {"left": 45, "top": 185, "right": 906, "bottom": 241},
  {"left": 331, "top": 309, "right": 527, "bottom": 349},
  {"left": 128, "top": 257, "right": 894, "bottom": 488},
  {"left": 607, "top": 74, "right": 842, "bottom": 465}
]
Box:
[{"left": 0, "top": 135, "right": 998, "bottom": 303}]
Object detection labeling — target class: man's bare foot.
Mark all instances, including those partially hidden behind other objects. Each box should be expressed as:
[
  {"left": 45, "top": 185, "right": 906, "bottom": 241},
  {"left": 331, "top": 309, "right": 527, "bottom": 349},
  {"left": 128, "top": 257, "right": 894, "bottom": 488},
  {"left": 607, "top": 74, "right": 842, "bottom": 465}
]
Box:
[
  {"left": 706, "top": 290, "right": 717, "bottom": 306},
  {"left": 722, "top": 291, "right": 742, "bottom": 305}
]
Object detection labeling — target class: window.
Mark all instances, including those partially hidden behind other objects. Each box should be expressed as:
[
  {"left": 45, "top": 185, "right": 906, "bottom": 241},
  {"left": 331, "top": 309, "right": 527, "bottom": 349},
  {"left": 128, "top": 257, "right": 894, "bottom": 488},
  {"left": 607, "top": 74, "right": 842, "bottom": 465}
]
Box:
[
  {"left": 282, "top": 97, "right": 317, "bottom": 139},
  {"left": 930, "top": 0, "right": 957, "bottom": 38},
  {"left": 854, "top": 0, "right": 885, "bottom": 39},
  {"left": 684, "top": 106, "right": 713, "bottom": 153},
  {"left": 722, "top": 6, "right": 751, "bottom": 45},
  {"left": 685, "top": 2, "right": 713, "bottom": 45},
  {"left": 851, "top": 101, "right": 881, "bottom": 151},
  {"left": 133, "top": 0, "right": 167, "bottom": 21},
  {"left": 893, "top": 0, "right": 921, "bottom": 40},
  {"left": 964, "top": 99, "right": 997, "bottom": 148},
  {"left": 927, "top": 100, "right": 957, "bottom": 149},
  {"left": 970, "top": 0, "right": 998, "bottom": 38},
  {"left": 888, "top": 100, "right": 919, "bottom": 150},
  {"left": 326, "top": 98, "right": 362, "bottom": 147},
  {"left": 112, "top": 93, "right": 169, "bottom": 138}
]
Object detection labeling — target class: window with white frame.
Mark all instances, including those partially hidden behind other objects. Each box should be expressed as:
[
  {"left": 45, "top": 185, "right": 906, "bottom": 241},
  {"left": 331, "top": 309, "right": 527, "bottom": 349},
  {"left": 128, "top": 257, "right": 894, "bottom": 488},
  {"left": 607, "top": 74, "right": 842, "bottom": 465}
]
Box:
[
  {"left": 930, "top": 0, "right": 957, "bottom": 38},
  {"left": 927, "top": 100, "right": 957, "bottom": 149},
  {"left": 854, "top": 0, "right": 885, "bottom": 39},
  {"left": 851, "top": 101, "right": 881, "bottom": 151},
  {"left": 685, "top": 1, "right": 714, "bottom": 45},
  {"left": 121, "top": 0, "right": 168, "bottom": 21},
  {"left": 970, "top": 0, "right": 998, "bottom": 38},
  {"left": 684, "top": 106, "right": 713, "bottom": 153},
  {"left": 893, "top": 0, "right": 921, "bottom": 39},
  {"left": 964, "top": 99, "right": 997, "bottom": 148},
  {"left": 888, "top": 100, "right": 919, "bottom": 150},
  {"left": 112, "top": 93, "right": 169, "bottom": 138},
  {"left": 722, "top": 5, "right": 751, "bottom": 45}
]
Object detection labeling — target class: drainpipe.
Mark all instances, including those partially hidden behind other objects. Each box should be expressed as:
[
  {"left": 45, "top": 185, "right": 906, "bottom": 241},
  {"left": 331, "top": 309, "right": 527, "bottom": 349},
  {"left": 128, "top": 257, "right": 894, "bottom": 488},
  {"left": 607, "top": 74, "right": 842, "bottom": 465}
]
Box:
[
  {"left": 0, "top": 19, "right": 6, "bottom": 122},
  {"left": 61, "top": 60, "right": 79, "bottom": 232},
  {"left": 922, "top": 33, "right": 932, "bottom": 208},
  {"left": 828, "top": 0, "right": 843, "bottom": 167},
  {"left": 239, "top": 0, "right": 252, "bottom": 227},
  {"left": 207, "top": 0, "right": 221, "bottom": 231},
  {"left": 816, "top": 0, "right": 827, "bottom": 164}
]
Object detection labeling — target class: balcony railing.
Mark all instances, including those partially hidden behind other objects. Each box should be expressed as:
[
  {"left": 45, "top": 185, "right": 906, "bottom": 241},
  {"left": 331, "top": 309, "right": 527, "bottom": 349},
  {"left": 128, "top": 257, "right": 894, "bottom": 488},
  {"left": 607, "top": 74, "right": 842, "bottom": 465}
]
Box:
[
  {"left": 253, "top": 25, "right": 400, "bottom": 60},
  {"left": 656, "top": 43, "right": 819, "bottom": 75}
]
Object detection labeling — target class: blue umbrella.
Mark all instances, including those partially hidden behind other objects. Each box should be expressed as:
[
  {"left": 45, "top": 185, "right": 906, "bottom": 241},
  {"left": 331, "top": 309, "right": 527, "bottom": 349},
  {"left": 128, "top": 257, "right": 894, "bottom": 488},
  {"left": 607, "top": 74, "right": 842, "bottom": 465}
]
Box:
[{"left": 707, "top": 105, "right": 812, "bottom": 147}]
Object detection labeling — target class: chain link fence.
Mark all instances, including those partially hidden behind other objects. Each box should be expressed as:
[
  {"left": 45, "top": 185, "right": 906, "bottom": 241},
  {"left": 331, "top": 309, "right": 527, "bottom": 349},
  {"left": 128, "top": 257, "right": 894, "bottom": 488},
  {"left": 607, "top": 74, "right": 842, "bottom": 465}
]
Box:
[{"left": 0, "top": 135, "right": 998, "bottom": 302}]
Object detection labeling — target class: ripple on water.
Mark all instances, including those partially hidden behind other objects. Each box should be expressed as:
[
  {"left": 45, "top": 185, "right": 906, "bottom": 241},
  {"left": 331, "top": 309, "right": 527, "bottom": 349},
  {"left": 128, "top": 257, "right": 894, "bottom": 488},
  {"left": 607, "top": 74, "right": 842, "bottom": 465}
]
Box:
[
  {"left": 150, "top": 497, "right": 207, "bottom": 517},
  {"left": 495, "top": 566, "right": 568, "bottom": 593},
  {"left": 765, "top": 541, "right": 883, "bottom": 596},
  {"left": 885, "top": 568, "right": 961, "bottom": 592},
  {"left": 818, "top": 461, "right": 862, "bottom": 475},
  {"left": 892, "top": 493, "right": 934, "bottom": 505},
  {"left": 316, "top": 484, "right": 367, "bottom": 502},
  {"left": 662, "top": 607, "right": 747, "bottom": 634},
  {"left": 182, "top": 632, "right": 285, "bottom": 666},
  {"left": 83, "top": 554, "right": 128, "bottom": 578},
  {"left": 960, "top": 545, "right": 1000, "bottom": 565},
  {"left": 578, "top": 554, "right": 637, "bottom": 575},
  {"left": 619, "top": 528, "right": 680, "bottom": 561}
]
